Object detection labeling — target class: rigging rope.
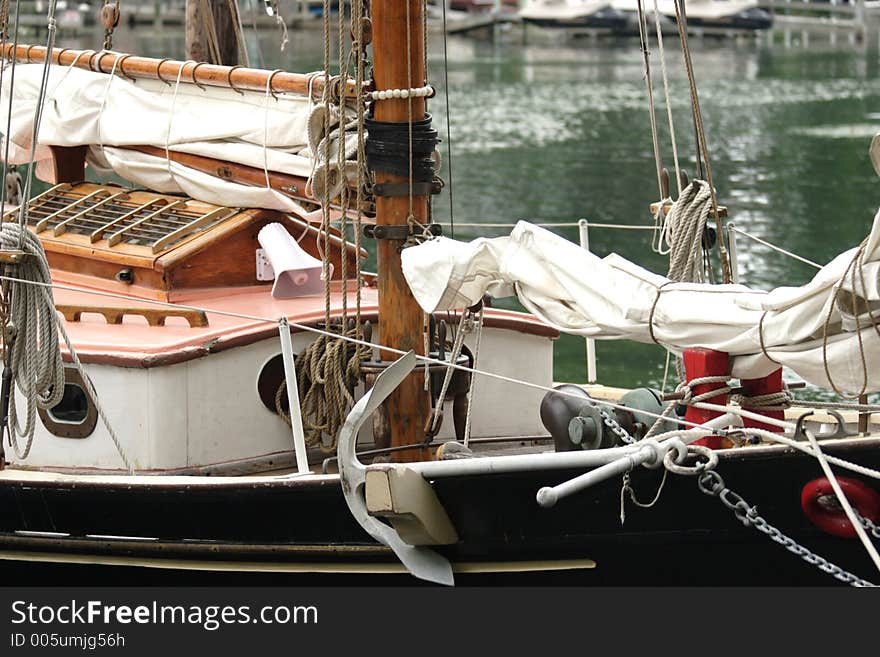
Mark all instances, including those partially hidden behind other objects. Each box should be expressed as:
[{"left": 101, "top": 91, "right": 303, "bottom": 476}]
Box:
[
  {"left": 277, "top": 327, "right": 371, "bottom": 450},
  {"left": 635, "top": 0, "right": 664, "bottom": 199},
  {"left": 0, "top": 227, "right": 132, "bottom": 471},
  {"left": 0, "top": 225, "right": 63, "bottom": 457},
  {"left": 286, "top": 0, "right": 369, "bottom": 449},
  {"left": 652, "top": 0, "right": 681, "bottom": 197},
  {"left": 226, "top": 0, "right": 250, "bottom": 67},
  {"left": 670, "top": 0, "right": 731, "bottom": 283}
]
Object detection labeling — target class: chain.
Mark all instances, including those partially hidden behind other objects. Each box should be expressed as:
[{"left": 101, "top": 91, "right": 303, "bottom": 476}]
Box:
[
  {"left": 858, "top": 513, "right": 880, "bottom": 540},
  {"left": 594, "top": 404, "right": 636, "bottom": 445},
  {"left": 693, "top": 465, "right": 875, "bottom": 587}
]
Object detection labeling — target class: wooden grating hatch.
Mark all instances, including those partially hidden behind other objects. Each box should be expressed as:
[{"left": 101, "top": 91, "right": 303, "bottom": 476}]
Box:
[
  {"left": 4, "top": 181, "right": 361, "bottom": 301},
  {"left": 7, "top": 183, "right": 237, "bottom": 254}
]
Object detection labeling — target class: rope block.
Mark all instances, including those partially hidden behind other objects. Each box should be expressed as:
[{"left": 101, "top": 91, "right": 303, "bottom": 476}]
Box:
[
  {"left": 741, "top": 368, "right": 784, "bottom": 433},
  {"left": 683, "top": 348, "right": 729, "bottom": 449}
]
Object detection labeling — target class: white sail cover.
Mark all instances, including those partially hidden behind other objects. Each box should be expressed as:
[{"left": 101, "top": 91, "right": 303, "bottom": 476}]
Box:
[
  {"left": 0, "top": 64, "right": 354, "bottom": 212},
  {"left": 402, "top": 218, "right": 880, "bottom": 395}
]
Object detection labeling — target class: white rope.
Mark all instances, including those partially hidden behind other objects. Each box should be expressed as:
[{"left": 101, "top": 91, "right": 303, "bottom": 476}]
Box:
[
  {"left": 462, "top": 306, "right": 484, "bottom": 448},
  {"left": 652, "top": 0, "right": 682, "bottom": 196},
  {"left": 802, "top": 427, "right": 880, "bottom": 574},
  {"left": 96, "top": 53, "right": 123, "bottom": 162},
  {"left": 444, "top": 222, "right": 657, "bottom": 231},
  {"left": 690, "top": 405, "right": 880, "bottom": 480},
  {"left": 635, "top": 0, "right": 664, "bottom": 198},
  {"left": 262, "top": 70, "right": 275, "bottom": 189},
  {"left": 16, "top": 0, "right": 59, "bottom": 240},
  {"left": 164, "top": 60, "right": 196, "bottom": 191},
  {"left": 731, "top": 389, "right": 792, "bottom": 412},
  {"left": 729, "top": 225, "right": 822, "bottom": 270},
  {"left": 429, "top": 311, "right": 470, "bottom": 435}
]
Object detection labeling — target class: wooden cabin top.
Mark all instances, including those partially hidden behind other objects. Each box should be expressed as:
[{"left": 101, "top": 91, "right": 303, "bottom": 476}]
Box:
[{"left": 7, "top": 181, "right": 361, "bottom": 302}]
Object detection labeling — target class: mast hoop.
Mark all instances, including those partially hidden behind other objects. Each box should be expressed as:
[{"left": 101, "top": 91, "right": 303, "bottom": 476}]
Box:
[
  {"left": 267, "top": 69, "right": 283, "bottom": 100},
  {"left": 226, "top": 65, "right": 245, "bottom": 94},
  {"left": 155, "top": 58, "right": 174, "bottom": 86},
  {"left": 189, "top": 62, "right": 208, "bottom": 91}
]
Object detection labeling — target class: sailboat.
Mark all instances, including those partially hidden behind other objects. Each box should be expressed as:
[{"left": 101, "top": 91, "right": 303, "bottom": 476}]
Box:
[
  {"left": 611, "top": 0, "right": 772, "bottom": 35},
  {"left": 518, "top": 0, "right": 629, "bottom": 31},
  {"left": 0, "top": 0, "right": 878, "bottom": 587}
]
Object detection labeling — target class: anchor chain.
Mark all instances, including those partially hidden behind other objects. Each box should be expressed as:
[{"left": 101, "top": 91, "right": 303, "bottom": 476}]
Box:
[
  {"left": 857, "top": 513, "right": 880, "bottom": 540},
  {"left": 673, "top": 445, "right": 875, "bottom": 587},
  {"left": 596, "top": 404, "right": 636, "bottom": 445}
]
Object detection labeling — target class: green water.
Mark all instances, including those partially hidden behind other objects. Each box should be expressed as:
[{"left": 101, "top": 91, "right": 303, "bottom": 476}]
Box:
[{"left": 60, "top": 26, "right": 880, "bottom": 390}]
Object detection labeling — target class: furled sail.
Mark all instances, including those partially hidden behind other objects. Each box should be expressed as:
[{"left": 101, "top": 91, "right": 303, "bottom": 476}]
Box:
[
  {"left": 0, "top": 64, "right": 356, "bottom": 212},
  {"left": 402, "top": 218, "right": 880, "bottom": 395}
]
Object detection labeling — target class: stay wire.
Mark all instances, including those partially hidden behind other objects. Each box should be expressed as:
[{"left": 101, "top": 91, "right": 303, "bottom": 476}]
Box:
[
  {"left": 440, "top": 0, "right": 455, "bottom": 238},
  {"left": 0, "top": 0, "right": 21, "bottom": 222}
]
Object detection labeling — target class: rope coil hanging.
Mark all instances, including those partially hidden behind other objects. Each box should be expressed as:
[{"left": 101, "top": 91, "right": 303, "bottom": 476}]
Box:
[{"left": 0, "top": 225, "right": 64, "bottom": 457}]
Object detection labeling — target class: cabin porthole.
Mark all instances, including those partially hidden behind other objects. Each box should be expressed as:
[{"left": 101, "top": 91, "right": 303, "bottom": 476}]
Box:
[
  {"left": 257, "top": 353, "right": 295, "bottom": 415},
  {"left": 38, "top": 367, "right": 98, "bottom": 439}
]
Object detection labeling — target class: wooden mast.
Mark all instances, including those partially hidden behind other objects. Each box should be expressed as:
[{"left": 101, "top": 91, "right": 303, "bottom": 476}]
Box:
[
  {"left": 372, "top": 0, "right": 432, "bottom": 462},
  {"left": 185, "top": 0, "right": 238, "bottom": 65}
]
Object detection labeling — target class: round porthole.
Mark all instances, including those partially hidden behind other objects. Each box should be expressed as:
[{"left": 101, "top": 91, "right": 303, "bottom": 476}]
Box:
[
  {"left": 257, "top": 354, "right": 292, "bottom": 415},
  {"left": 38, "top": 367, "right": 98, "bottom": 438}
]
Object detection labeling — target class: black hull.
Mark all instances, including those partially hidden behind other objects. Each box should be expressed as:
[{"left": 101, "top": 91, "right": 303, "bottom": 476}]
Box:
[
  {"left": 685, "top": 13, "right": 773, "bottom": 32},
  {"left": 1, "top": 439, "right": 878, "bottom": 586},
  {"left": 522, "top": 15, "right": 629, "bottom": 31}
]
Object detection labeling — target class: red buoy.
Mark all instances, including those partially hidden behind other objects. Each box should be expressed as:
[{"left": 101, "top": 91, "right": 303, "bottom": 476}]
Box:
[{"left": 801, "top": 477, "right": 880, "bottom": 538}]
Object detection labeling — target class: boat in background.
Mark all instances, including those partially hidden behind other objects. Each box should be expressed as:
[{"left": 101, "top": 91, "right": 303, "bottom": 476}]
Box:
[
  {"left": 612, "top": 0, "right": 772, "bottom": 35},
  {"left": 518, "top": 0, "right": 629, "bottom": 30}
]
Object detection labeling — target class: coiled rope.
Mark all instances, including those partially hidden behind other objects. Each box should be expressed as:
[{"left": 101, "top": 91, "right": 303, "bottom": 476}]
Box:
[
  {"left": 0, "top": 224, "right": 63, "bottom": 458},
  {"left": 661, "top": 180, "right": 713, "bottom": 283},
  {"left": 275, "top": 327, "right": 371, "bottom": 451},
  {"left": 0, "top": 225, "right": 132, "bottom": 471}
]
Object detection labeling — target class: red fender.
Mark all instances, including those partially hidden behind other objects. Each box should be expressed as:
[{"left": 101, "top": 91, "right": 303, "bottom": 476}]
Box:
[{"left": 801, "top": 477, "right": 880, "bottom": 538}]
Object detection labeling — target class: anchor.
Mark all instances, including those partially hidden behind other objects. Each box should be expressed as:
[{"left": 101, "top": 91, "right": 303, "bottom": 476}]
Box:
[{"left": 336, "top": 350, "right": 455, "bottom": 586}]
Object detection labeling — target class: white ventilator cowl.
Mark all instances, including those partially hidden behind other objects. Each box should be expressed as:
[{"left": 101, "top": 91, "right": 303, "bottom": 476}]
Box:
[{"left": 257, "top": 222, "right": 330, "bottom": 298}]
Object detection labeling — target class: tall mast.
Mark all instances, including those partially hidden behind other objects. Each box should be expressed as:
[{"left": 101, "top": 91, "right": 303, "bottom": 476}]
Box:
[
  {"left": 185, "top": 0, "right": 239, "bottom": 65},
  {"left": 372, "top": 0, "right": 432, "bottom": 462}
]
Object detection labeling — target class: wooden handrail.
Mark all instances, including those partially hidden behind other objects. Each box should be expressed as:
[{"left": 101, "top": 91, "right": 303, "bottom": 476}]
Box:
[{"left": 56, "top": 303, "right": 209, "bottom": 328}]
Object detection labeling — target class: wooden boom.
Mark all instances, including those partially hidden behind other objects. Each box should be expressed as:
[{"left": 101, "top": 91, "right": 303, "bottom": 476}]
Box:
[
  {"left": 124, "top": 146, "right": 374, "bottom": 216},
  {"left": 2, "top": 44, "right": 361, "bottom": 98}
]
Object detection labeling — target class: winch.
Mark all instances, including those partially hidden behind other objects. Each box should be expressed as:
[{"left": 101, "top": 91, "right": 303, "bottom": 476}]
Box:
[{"left": 540, "top": 385, "right": 679, "bottom": 452}]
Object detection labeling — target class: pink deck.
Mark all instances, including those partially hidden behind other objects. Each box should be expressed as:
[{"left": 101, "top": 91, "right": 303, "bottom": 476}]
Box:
[{"left": 52, "top": 277, "right": 558, "bottom": 368}]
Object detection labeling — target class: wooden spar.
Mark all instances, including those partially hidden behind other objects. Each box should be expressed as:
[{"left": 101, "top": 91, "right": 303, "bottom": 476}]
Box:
[
  {"left": 372, "top": 0, "right": 432, "bottom": 462},
  {"left": 2, "top": 44, "right": 360, "bottom": 98},
  {"left": 127, "top": 145, "right": 311, "bottom": 204},
  {"left": 124, "top": 145, "right": 374, "bottom": 217}
]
